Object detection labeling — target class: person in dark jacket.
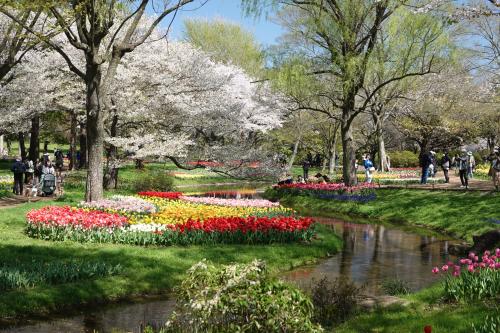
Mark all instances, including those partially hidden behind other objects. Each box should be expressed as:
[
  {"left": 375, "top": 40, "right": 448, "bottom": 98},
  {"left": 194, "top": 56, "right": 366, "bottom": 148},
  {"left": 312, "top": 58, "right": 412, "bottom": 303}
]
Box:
[
  {"left": 420, "top": 152, "right": 432, "bottom": 184},
  {"left": 302, "top": 160, "right": 311, "bottom": 181},
  {"left": 11, "top": 158, "right": 26, "bottom": 195},
  {"left": 457, "top": 150, "right": 469, "bottom": 188},
  {"left": 441, "top": 151, "right": 451, "bottom": 183}
]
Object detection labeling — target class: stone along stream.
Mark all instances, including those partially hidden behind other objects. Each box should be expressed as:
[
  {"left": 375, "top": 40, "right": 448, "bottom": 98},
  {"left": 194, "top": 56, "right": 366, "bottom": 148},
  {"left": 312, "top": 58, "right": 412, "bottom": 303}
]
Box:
[{"left": 1, "top": 189, "right": 459, "bottom": 332}]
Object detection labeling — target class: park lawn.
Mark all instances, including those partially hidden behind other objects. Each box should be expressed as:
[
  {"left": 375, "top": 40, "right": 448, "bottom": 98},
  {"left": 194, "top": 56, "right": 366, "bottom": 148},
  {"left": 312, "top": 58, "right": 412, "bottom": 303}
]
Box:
[
  {"left": 336, "top": 283, "right": 498, "bottom": 333},
  {"left": 266, "top": 188, "right": 500, "bottom": 242},
  {"left": 0, "top": 189, "right": 341, "bottom": 320}
]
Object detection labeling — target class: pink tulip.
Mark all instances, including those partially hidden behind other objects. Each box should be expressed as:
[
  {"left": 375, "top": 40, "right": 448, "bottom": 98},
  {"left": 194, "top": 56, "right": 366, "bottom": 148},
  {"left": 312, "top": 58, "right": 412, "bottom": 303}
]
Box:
[
  {"left": 489, "top": 263, "right": 495, "bottom": 269},
  {"left": 454, "top": 265, "right": 461, "bottom": 271},
  {"left": 496, "top": 248, "right": 500, "bottom": 257},
  {"left": 484, "top": 250, "right": 491, "bottom": 256},
  {"left": 452, "top": 270, "right": 460, "bottom": 277},
  {"left": 479, "top": 263, "right": 486, "bottom": 268},
  {"left": 467, "top": 264, "right": 474, "bottom": 273},
  {"left": 441, "top": 265, "right": 449, "bottom": 272},
  {"left": 432, "top": 267, "right": 440, "bottom": 274},
  {"left": 469, "top": 252, "right": 475, "bottom": 260},
  {"left": 460, "top": 259, "right": 468, "bottom": 265},
  {"left": 495, "top": 263, "right": 500, "bottom": 269},
  {"left": 474, "top": 256, "right": 479, "bottom": 262}
]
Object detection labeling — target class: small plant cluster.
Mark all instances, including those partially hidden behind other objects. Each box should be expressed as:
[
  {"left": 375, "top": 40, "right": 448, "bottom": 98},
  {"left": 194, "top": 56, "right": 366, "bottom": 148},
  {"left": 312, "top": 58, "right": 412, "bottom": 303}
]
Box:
[
  {"left": 432, "top": 249, "right": 500, "bottom": 302},
  {"left": 0, "top": 260, "right": 122, "bottom": 292},
  {"left": 381, "top": 278, "right": 412, "bottom": 295},
  {"left": 133, "top": 172, "right": 174, "bottom": 192},
  {"left": 26, "top": 193, "right": 315, "bottom": 246},
  {"left": 311, "top": 277, "right": 363, "bottom": 327},
  {"left": 164, "top": 260, "right": 323, "bottom": 333}
]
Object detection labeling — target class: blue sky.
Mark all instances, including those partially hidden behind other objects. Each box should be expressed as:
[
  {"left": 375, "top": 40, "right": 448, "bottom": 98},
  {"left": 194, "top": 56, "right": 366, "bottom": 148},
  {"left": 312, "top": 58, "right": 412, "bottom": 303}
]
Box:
[{"left": 157, "top": 0, "right": 283, "bottom": 46}]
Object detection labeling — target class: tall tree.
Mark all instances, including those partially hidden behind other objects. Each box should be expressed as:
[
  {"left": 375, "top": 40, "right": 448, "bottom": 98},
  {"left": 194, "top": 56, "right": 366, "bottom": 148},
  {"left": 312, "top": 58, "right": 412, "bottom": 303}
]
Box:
[
  {"left": 1, "top": 0, "right": 202, "bottom": 201},
  {"left": 244, "top": 1, "right": 445, "bottom": 185}
]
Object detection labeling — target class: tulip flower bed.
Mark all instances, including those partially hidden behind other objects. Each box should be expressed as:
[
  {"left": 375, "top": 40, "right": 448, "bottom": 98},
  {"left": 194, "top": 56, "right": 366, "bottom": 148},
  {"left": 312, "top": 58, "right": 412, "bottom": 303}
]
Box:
[
  {"left": 432, "top": 249, "right": 500, "bottom": 302},
  {"left": 79, "top": 195, "right": 157, "bottom": 215},
  {"left": 179, "top": 196, "right": 280, "bottom": 208},
  {"left": 26, "top": 193, "right": 313, "bottom": 246},
  {"left": 275, "top": 183, "right": 377, "bottom": 202},
  {"left": 138, "top": 191, "right": 183, "bottom": 199}
]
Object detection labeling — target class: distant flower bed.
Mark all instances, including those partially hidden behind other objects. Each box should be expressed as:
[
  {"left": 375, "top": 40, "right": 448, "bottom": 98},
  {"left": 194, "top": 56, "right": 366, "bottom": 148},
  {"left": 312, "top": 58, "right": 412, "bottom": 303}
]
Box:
[
  {"left": 180, "top": 196, "right": 280, "bottom": 208},
  {"left": 168, "top": 172, "right": 206, "bottom": 179},
  {"left": 0, "top": 176, "right": 13, "bottom": 190},
  {"left": 138, "top": 191, "right": 183, "bottom": 199},
  {"left": 26, "top": 194, "right": 309, "bottom": 246}
]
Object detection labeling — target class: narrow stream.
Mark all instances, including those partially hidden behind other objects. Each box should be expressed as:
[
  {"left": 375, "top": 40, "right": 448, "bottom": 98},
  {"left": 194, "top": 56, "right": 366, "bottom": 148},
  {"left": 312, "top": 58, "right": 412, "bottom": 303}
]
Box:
[{"left": 1, "top": 189, "right": 459, "bottom": 332}]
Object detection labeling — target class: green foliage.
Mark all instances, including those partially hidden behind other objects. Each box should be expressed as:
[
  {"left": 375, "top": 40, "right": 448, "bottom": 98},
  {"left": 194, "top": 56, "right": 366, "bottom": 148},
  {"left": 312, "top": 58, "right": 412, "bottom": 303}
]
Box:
[
  {"left": 165, "top": 259, "right": 323, "bottom": 333},
  {"left": 471, "top": 314, "right": 500, "bottom": 333},
  {"left": 133, "top": 172, "right": 174, "bottom": 192},
  {"left": 381, "top": 278, "right": 411, "bottom": 295},
  {"left": 0, "top": 260, "right": 122, "bottom": 292},
  {"left": 184, "top": 18, "right": 264, "bottom": 77},
  {"left": 389, "top": 150, "right": 420, "bottom": 167},
  {"left": 444, "top": 269, "right": 500, "bottom": 302},
  {"left": 311, "top": 277, "right": 363, "bottom": 327}
]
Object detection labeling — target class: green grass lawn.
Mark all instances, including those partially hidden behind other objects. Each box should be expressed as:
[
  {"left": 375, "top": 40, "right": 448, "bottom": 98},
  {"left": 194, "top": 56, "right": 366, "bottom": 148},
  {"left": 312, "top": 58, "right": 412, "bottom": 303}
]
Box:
[
  {"left": 266, "top": 188, "right": 500, "bottom": 242},
  {"left": 0, "top": 189, "right": 341, "bottom": 321},
  {"left": 336, "top": 283, "right": 498, "bottom": 333}
]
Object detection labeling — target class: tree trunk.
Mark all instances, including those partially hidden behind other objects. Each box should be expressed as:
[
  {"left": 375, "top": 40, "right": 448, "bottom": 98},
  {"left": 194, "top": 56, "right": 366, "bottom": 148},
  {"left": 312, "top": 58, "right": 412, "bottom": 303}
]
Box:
[
  {"left": 135, "top": 159, "right": 145, "bottom": 170},
  {"left": 28, "top": 116, "right": 40, "bottom": 162},
  {"left": 328, "top": 128, "right": 338, "bottom": 176},
  {"left": 69, "top": 112, "right": 77, "bottom": 170},
  {"left": 79, "top": 128, "right": 87, "bottom": 169},
  {"left": 341, "top": 120, "right": 357, "bottom": 186},
  {"left": 286, "top": 138, "right": 300, "bottom": 171},
  {"left": 104, "top": 114, "right": 119, "bottom": 190},
  {"left": 84, "top": 63, "right": 104, "bottom": 202},
  {"left": 373, "top": 113, "right": 388, "bottom": 172},
  {"left": 18, "top": 132, "right": 26, "bottom": 160},
  {"left": 487, "top": 136, "right": 496, "bottom": 153},
  {"left": 0, "top": 135, "right": 4, "bottom": 156}
]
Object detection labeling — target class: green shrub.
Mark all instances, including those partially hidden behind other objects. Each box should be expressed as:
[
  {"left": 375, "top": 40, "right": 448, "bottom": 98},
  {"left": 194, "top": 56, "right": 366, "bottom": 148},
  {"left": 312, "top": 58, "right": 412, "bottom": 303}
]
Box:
[
  {"left": 0, "top": 260, "right": 122, "bottom": 291},
  {"left": 311, "top": 277, "right": 363, "bottom": 327},
  {"left": 165, "top": 259, "right": 323, "bottom": 333},
  {"left": 444, "top": 269, "right": 500, "bottom": 302},
  {"left": 389, "top": 151, "right": 420, "bottom": 168},
  {"left": 133, "top": 172, "right": 174, "bottom": 192},
  {"left": 381, "top": 278, "right": 411, "bottom": 295}
]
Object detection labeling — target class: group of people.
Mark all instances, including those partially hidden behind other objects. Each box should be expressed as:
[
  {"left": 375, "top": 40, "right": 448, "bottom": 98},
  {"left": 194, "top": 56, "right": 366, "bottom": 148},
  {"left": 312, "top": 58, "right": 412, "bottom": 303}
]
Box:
[
  {"left": 10, "top": 149, "right": 64, "bottom": 196},
  {"left": 420, "top": 149, "right": 500, "bottom": 189}
]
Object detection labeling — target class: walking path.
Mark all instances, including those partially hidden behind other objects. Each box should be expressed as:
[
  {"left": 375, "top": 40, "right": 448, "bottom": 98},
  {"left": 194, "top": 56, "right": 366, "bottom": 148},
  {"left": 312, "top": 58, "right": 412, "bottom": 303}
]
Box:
[
  {"left": 381, "top": 172, "right": 497, "bottom": 192},
  {"left": 0, "top": 195, "right": 53, "bottom": 209}
]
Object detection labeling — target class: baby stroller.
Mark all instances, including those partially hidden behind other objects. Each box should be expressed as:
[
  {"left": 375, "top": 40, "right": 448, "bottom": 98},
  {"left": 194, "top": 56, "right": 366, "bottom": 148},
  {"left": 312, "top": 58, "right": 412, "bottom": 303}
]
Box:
[{"left": 40, "top": 173, "right": 57, "bottom": 196}]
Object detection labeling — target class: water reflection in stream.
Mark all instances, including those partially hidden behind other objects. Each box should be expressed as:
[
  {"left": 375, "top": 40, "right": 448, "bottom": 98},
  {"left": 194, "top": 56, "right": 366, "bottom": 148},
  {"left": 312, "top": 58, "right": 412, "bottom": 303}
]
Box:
[{"left": 283, "top": 217, "right": 458, "bottom": 294}]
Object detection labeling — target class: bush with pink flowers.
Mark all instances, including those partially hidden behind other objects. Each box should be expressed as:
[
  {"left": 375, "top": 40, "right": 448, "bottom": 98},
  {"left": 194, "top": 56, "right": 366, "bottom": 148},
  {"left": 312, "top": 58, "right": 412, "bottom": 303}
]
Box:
[{"left": 432, "top": 249, "right": 500, "bottom": 302}]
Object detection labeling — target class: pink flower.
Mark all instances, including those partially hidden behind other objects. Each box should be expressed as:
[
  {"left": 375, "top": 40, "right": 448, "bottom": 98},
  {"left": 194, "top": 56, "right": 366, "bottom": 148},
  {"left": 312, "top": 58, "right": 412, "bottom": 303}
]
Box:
[
  {"left": 460, "top": 259, "right": 468, "bottom": 265},
  {"left": 474, "top": 256, "right": 479, "bottom": 262},
  {"left": 496, "top": 248, "right": 500, "bottom": 257},
  {"left": 441, "top": 265, "right": 449, "bottom": 272},
  {"left": 454, "top": 265, "right": 461, "bottom": 271},
  {"left": 469, "top": 252, "right": 475, "bottom": 260},
  {"left": 467, "top": 264, "right": 474, "bottom": 273},
  {"left": 484, "top": 250, "right": 491, "bottom": 256},
  {"left": 432, "top": 267, "right": 440, "bottom": 274},
  {"left": 479, "top": 262, "right": 486, "bottom": 268},
  {"left": 495, "top": 263, "right": 500, "bottom": 269},
  {"left": 452, "top": 270, "right": 460, "bottom": 277}
]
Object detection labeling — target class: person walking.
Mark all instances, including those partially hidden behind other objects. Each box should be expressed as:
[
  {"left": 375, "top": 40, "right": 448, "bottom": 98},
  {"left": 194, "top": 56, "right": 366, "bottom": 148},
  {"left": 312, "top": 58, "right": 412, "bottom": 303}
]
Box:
[
  {"left": 441, "top": 151, "right": 450, "bottom": 183},
  {"left": 420, "top": 151, "right": 432, "bottom": 184},
  {"left": 24, "top": 158, "right": 34, "bottom": 185},
  {"left": 467, "top": 151, "right": 475, "bottom": 179},
  {"left": 457, "top": 150, "right": 469, "bottom": 188},
  {"left": 490, "top": 151, "right": 500, "bottom": 191},
  {"left": 11, "top": 157, "right": 26, "bottom": 195},
  {"left": 302, "top": 159, "right": 311, "bottom": 181},
  {"left": 363, "top": 154, "right": 375, "bottom": 184}
]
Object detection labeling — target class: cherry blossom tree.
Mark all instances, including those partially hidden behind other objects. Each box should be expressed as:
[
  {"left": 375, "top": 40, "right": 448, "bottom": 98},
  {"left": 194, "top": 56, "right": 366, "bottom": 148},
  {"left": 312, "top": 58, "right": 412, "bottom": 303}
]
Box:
[{"left": 1, "top": 0, "right": 205, "bottom": 201}]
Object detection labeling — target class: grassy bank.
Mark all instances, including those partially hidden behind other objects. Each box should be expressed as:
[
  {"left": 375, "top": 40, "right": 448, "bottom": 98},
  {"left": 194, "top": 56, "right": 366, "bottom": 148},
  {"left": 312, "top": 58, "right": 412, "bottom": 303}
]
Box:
[
  {"left": 336, "top": 283, "right": 498, "bottom": 333},
  {"left": 266, "top": 188, "right": 500, "bottom": 242},
  {"left": 0, "top": 189, "right": 341, "bottom": 321}
]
